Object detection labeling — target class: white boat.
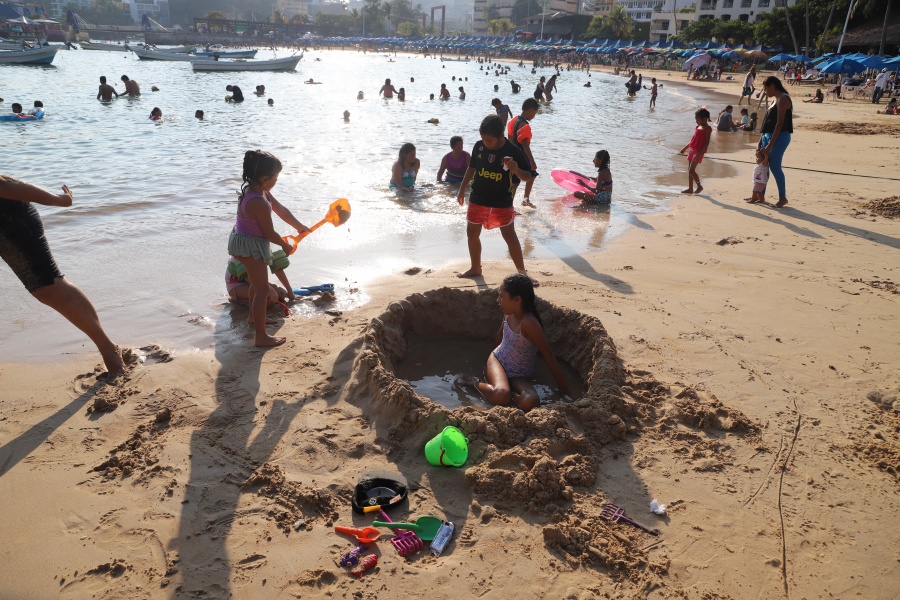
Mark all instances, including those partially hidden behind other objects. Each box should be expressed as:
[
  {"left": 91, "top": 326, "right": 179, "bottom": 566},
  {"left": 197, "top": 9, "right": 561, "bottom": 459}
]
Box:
[
  {"left": 132, "top": 47, "right": 195, "bottom": 61},
  {"left": 0, "top": 45, "right": 60, "bottom": 65},
  {"left": 191, "top": 54, "right": 301, "bottom": 72},
  {"left": 195, "top": 49, "right": 258, "bottom": 59},
  {"left": 81, "top": 41, "right": 132, "bottom": 51}
]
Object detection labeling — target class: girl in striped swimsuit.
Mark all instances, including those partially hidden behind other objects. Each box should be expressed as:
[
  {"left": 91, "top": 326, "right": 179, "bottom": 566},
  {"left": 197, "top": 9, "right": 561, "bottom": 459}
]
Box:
[{"left": 471, "top": 273, "right": 571, "bottom": 412}]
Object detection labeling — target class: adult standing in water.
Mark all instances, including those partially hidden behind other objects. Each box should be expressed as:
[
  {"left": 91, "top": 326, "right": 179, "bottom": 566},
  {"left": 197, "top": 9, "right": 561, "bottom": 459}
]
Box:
[
  {"left": 533, "top": 76, "right": 545, "bottom": 101},
  {"left": 379, "top": 78, "right": 398, "bottom": 98},
  {"left": 97, "top": 76, "right": 118, "bottom": 101},
  {"left": 544, "top": 74, "right": 557, "bottom": 102},
  {"left": 758, "top": 76, "right": 793, "bottom": 208},
  {"left": 226, "top": 84, "right": 244, "bottom": 102},
  {"left": 120, "top": 75, "right": 141, "bottom": 97},
  {"left": 0, "top": 175, "right": 125, "bottom": 376}
]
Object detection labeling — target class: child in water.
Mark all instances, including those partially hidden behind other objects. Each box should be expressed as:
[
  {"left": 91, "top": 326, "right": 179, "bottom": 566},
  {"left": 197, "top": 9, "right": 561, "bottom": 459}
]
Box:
[
  {"left": 462, "top": 273, "right": 570, "bottom": 412},
  {"left": 679, "top": 108, "right": 711, "bottom": 194},
  {"left": 227, "top": 249, "right": 295, "bottom": 306},
  {"left": 390, "top": 143, "right": 419, "bottom": 191},
  {"left": 149, "top": 107, "right": 162, "bottom": 121},
  {"left": 573, "top": 150, "right": 612, "bottom": 204},
  {"left": 227, "top": 150, "right": 310, "bottom": 347},
  {"left": 437, "top": 136, "right": 471, "bottom": 184}
]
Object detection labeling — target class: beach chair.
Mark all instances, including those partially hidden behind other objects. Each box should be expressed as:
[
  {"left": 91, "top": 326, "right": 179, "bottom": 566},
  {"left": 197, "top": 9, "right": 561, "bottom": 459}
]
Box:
[{"left": 853, "top": 83, "right": 872, "bottom": 101}]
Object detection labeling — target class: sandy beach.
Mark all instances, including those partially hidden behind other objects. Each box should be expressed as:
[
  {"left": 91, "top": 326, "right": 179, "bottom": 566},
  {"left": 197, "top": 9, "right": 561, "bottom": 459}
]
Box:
[{"left": 1, "top": 67, "right": 898, "bottom": 599}]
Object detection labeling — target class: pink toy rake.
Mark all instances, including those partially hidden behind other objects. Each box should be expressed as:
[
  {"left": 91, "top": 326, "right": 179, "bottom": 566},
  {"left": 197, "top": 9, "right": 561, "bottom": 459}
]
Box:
[{"left": 378, "top": 508, "right": 423, "bottom": 556}]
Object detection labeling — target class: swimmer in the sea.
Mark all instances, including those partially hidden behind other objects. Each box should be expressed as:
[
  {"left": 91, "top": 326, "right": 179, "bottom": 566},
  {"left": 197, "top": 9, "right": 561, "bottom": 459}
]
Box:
[
  {"left": 390, "top": 142, "right": 419, "bottom": 191},
  {"left": 398, "top": 87, "right": 406, "bottom": 101},
  {"left": 437, "top": 135, "right": 470, "bottom": 184},
  {"left": 379, "top": 78, "right": 398, "bottom": 98},
  {"left": 149, "top": 107, "right": 162, "bottom": 121},
  {"left": 357, "top": 91, "right": 364, "bottom": 100},
  {"left": 343, "top": 110, "right": 350, "bottom": 121},
  {"left": 268, "top": 98, "right": 274, "bottom": 106},
  {"left": 195, "top": 109, "right": 204, "bottom": 119}
]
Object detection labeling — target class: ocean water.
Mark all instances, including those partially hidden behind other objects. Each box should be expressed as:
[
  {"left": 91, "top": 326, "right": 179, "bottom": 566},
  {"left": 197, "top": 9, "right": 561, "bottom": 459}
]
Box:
[{"left": 1, "top": 48, "right": 706, "bottom": 361}]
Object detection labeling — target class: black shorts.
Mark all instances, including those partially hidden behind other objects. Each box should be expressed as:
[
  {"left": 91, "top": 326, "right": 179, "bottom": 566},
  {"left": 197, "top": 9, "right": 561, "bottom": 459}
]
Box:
[{"left": 0, "top": 199, "right": 63, "bottom": 293}]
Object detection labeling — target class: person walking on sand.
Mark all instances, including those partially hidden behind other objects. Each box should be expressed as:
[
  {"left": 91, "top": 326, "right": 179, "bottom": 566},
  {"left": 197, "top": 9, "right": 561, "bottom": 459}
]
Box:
[
  {"left": 120, "top": 75, "right": 141, "bottom": 97},
  {"left": 679, "top": 108, "right": 712, "bottom": 194},
  {"left": 0, "top": 175, "right": 125, "bottom": 376},
  {"left": 227, "top": 150, "right": 310, "bottom": 347},
  {"left": 454, "top": 114, "right": 537, "bottom": 285},
  {"left": 758, "top": 76, "right": 793, "bottom": 208},
  {"left": 738, "top": 66, "right": 756, "bottom": 106},
  {"left": 97, "top": 76, "right": 118, "bottom": 101}
]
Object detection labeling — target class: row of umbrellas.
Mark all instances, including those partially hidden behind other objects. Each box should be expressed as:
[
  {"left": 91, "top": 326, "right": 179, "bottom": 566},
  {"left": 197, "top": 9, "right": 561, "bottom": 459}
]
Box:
[{"left": 769, "top": 51, "right": 900, "bottom": 74}]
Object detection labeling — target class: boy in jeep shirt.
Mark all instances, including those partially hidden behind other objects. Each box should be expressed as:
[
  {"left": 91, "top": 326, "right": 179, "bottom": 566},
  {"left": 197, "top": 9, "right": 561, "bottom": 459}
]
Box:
[{"left": 455, "top": 114, "right": 538, "bottom": 285}]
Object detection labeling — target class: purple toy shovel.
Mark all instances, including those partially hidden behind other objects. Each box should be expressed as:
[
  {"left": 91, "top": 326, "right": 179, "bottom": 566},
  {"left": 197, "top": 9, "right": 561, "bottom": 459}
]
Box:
[
  {"left": 600, "top": 503, "right": 660, "bottom": 536},
  {"left": 378, "top": 508, "right": 423, "bottom": 556}
]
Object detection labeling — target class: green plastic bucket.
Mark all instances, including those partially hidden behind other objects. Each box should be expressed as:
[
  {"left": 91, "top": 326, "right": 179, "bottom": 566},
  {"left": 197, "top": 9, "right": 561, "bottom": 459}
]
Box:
[{"left": 425, "top": 426, "right": 468, "bottom": 467}]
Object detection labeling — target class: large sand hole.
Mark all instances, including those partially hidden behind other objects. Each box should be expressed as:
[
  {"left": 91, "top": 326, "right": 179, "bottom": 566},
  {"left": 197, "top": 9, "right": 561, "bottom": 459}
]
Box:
[{"left": 394, "top": 336, "right": 584, "bottom": 410}]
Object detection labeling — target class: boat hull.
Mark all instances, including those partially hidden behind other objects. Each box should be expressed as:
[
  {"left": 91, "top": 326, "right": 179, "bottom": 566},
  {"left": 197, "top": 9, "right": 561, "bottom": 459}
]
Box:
[
  {"left": 195, "top": 50, "right": 258, "bottom": 59},
  {"left": 0, "top": 46, "right": 60, "bottom": 65},
  {"left": 191, "top": 55, "right": 301, "bottom": 72},
  {"left": 133, "top": 48, "right": 195, "bottom": 61},
  {"left": 81, "top": 41, "right": 131, "bottom": 51}
]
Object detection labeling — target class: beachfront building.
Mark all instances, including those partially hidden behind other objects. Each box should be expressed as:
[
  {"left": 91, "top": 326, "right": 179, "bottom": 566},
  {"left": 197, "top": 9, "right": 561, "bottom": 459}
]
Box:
[
  {"left": 276, "top": 0, "right": 309, "bottom": 19},
  {"left": 123, "top": 0, "right": 169, "bottom": 24},
  {"left": 473, "top": 0, "right": 577, "bottom": 35},
  {"left": 649, "top": 0, "right": 799, "bottom": 41},
  {"left": 43, "top": 0, "right": 90, "bottom": 19}
]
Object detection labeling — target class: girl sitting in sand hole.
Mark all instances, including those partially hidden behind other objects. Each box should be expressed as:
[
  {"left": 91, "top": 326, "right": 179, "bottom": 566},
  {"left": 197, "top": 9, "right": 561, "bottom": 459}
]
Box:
[
  {"left": 459, "top": 273, "right": 570, "bottom": 412},
  {"left": 227, "top": 150, "right": 310, "bottom": 347}
]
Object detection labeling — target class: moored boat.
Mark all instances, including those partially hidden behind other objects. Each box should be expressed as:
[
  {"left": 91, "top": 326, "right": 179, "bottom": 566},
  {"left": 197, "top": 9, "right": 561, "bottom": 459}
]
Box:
[
  {"left": 191, "top": 54, "right": 301, "bottom": 72},
  {"left": 81, "top": 41, "right": 132, "bottom": 51},
  {"left": 155, "top": 45, "right": 196, "bottom": 54},
  {"left": 132, "top": 47, "right": 195, "bottom": 61},
  {"left": 194, "top": 49, "right": 258, "bottom": 59},
  {"left": 0, "top": 45, "right": 60, "bottom": 65}
]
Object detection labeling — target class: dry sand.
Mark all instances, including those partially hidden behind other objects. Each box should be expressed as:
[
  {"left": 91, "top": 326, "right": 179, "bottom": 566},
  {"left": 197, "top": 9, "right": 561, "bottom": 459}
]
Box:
[{"left": 1, "top": 73, "right": 898, "bottom": 599}]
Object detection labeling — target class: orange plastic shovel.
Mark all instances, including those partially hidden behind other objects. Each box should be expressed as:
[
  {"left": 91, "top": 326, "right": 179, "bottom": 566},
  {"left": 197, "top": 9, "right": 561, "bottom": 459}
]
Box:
[
  {"left": 283, "top": 198, "right": 351, "bottom": 255},
  {"left": 334, "top": 525, "right": 380, "bottom": 544}
]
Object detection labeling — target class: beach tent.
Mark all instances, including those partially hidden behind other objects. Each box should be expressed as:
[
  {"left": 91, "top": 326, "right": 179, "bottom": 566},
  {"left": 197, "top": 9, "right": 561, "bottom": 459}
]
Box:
[
  {"left": 817, "top": 57, "right": 866, "bottom": 75},
  {"left": 683, "top": 52, "right": 711, "bottom": 71}
]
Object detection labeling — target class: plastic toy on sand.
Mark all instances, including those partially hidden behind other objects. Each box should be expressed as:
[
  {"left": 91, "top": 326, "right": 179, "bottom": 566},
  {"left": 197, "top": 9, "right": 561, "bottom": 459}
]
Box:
[
  {"left": 372, "top": 516, "right": 443, "bottom": 541},
  {"left": 551, "top": 169, "right": 595, "bottom": 194},
  {"left": 334, "top": 525, "right": 381, "bottom": 544},
  {"left": 283, "top": 198, "right": 351, "bottom": 255},
  {"left": 424, "top": 426, "right": 468, "bottom": 467}
]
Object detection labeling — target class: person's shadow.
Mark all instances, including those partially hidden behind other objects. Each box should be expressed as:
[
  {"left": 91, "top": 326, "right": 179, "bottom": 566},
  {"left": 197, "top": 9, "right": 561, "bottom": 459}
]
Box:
[{"left": 169, "top": 307, "right": 303, "bottom": 597}]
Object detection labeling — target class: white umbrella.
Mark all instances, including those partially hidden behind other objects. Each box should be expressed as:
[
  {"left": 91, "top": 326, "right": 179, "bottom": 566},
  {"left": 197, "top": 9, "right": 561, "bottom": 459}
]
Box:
[{"left": 683, "top": 52, "right": 711, "bottom": 71}]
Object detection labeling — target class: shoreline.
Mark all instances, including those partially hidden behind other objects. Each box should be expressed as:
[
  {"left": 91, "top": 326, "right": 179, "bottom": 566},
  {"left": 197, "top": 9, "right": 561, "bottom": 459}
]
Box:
[{"left": 1, "top": 62, "right": 899, "bottom": 598}]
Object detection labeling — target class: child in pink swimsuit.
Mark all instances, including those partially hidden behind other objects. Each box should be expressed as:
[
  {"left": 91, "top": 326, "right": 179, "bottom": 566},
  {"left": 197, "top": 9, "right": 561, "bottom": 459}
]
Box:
[
  {"left": 227, "top": 150, "right": 310, "bottom": 347},
  {"left": 464, "top": 273, "right": 570, "bottom": 412},
  {"left": 679, "top": 108, "right": 712, "bottom": 194}
]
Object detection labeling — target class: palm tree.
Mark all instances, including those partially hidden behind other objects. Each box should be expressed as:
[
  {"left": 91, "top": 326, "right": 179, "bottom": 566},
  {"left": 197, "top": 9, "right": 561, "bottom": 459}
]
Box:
[
  {"left": 778, "top": 0, "right": 800, "bottom": 54},
  {"left": 606, "top": 4, "right": 633, "bottom": 39},
  {"left": 855, "top": 0, "right": 895, "bottom": 56},
  {"left": 817, "top": 0, "right": 839, "bottom": 52},
  {"left": 879, "top": 0, "right": 893, "bottom": 55}
]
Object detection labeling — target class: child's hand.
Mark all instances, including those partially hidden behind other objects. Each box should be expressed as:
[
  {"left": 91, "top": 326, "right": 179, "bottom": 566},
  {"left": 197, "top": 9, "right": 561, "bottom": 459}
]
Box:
[
  {"left": 56, "top": 184, "right": 73, "bottom": 207},
  {"left": 280, "top": 240, "right": 293, "bottom": 256},
  {"left": 295, "top": 224, "right": 311, "bottom": 235},
  {"left": 457, "top": 190, "right": 466, "bottom": 206}
]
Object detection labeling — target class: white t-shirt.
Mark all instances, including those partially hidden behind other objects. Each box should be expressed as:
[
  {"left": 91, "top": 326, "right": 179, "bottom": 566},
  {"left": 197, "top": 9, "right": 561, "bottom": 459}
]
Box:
[{"left": 874, "top": 72, "right": 888, "bottom": 87}]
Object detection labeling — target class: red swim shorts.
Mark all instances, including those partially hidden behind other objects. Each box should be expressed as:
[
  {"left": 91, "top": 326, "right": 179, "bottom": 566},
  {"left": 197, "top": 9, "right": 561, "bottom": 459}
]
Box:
[{"left": 466, "top": 203, "right": 515, "bottom": 230}]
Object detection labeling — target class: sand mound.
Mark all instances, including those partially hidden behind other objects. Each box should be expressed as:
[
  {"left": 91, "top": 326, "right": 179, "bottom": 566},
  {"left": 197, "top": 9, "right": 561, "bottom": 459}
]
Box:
[
  {"left": 348, "top": 287, "right": 759, "bottom": 584},
  {"left": 861, "top": 196, "right": 900, "bottom": 219},
  {"left": 812, "top": 121, "right": 900, "bottom": 136},
  {"left": 241, "top": 463, "right": 343, "bottom": 533}
]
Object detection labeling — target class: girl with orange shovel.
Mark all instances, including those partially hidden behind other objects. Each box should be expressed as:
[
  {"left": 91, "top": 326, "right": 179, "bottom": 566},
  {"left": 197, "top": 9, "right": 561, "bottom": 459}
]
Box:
[{"left": 283, "top": 198, "right": 351, "bottom": 255}]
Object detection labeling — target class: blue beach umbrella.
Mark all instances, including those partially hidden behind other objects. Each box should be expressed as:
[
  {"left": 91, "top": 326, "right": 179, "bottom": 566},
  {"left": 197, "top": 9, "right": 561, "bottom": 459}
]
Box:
[
  {"left": 792, "top": 54, "right": 813, "bottom": 63},
  {"left": 769, "top": 52, "right": 794, "bottom": 62},
  {"left": 817, "top": 57, "right": 866, "bottom": 75},
  {"left": 859, "top": 55, "right": 887, "bottom": 69}
]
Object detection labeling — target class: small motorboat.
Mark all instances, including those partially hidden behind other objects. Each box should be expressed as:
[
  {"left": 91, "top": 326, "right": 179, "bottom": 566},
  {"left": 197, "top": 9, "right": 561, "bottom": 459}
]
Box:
[
  {"left": 81, "top": 41, "right": 131, "bottom": 51},
  {"left": 194, "top": 49, "right": 258, "bottom": 59},
  {"left": 191, "top": 54, "right": 301, "bottom": 72},
  {"left": 132, "top": 47, "right": 195, "bottom": 61},
  {"left": 0, "top": 46, "right": 60, "bottom": 65}
]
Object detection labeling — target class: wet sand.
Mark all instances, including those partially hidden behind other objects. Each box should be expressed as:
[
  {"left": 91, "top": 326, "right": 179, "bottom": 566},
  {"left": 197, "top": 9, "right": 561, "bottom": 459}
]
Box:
[{"left": 0, "top": 69, "right": 898, "bottom": 598}]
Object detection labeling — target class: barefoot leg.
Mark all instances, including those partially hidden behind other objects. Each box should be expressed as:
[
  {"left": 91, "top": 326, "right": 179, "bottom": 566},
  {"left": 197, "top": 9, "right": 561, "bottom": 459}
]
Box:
[
  {"left": 240, "top": 255, "right": 286, "bottom": 347},
  {"left": 32, "top": 277, "right": 125, "bottom": 376},
  {"left": 476, "top": 354, "right": 513, "bottom": 406},
  {"left": 458, "top": 222, "right": 483, "bottom": 278},
  {"left": 510, "top": 377, "right": 539, "bottom": 412}
]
